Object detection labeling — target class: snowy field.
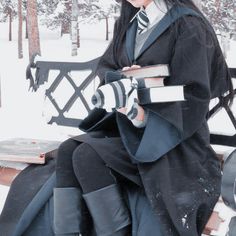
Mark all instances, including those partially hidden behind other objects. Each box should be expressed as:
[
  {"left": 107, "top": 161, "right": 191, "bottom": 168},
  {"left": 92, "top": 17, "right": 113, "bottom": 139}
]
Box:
[
  {"left": 0, "top": 18, "right": 236, "bottom": 235},
  {"left": 0, "top": 19, "right": 112, "bottom": 213},
  {"left": 0, "top": 19, "right": 113, "bottom": 141}
]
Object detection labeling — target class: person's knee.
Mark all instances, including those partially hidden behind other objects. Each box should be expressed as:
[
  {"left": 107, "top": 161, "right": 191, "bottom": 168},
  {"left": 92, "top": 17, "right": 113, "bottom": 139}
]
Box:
[
  {"left": 72, "top": 143, "right": 109, "bottom": 181},
  {"left": 55, "top": 139, "right": 81, "bottom": 188},
  {"left": 72, "top": 143, "right": 117, "bottom": 193},
  {"left": 57, "top": 139, "right": 78, "bottom": 167},
  {"left": 72, "top": 143, "right": 97, "bottom": 172}
]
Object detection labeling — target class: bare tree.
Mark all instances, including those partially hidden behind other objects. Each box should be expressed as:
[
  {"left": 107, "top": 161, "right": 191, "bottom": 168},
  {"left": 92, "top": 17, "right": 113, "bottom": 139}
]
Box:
[
  {"left": 71, "top": 0, "right": 79, "bottom": 56},
  {"left": 5, "top": 6, "right": 13, "bottom": 41},
  {"left": 26, "top": 0, "right": 41, "bottom": 60},
  {"left": 18, "top": 0, "right": 23, "bottom": 58}
]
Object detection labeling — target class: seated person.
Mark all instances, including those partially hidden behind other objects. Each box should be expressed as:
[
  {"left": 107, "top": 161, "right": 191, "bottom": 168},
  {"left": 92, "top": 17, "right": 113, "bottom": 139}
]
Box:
[{"left": 54, "top": 0, "right": 233, "bottom": 235}]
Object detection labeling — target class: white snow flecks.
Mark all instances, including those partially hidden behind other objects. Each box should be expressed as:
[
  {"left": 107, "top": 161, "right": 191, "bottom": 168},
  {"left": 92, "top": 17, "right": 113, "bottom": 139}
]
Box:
[{"left": 181, "top": 214, "right": 189, "bottom": 229}]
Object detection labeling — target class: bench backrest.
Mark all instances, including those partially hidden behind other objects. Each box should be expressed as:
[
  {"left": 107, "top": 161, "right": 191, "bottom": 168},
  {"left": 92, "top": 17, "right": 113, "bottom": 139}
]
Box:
[{"left": 26, "top": 57, "right": 236, "bottom": 146}]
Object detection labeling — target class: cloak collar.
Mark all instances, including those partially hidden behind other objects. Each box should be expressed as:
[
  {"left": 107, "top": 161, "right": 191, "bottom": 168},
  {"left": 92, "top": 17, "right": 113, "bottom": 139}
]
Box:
[{"left": 125, "top": 5, "right": 200, "bottom": 63}]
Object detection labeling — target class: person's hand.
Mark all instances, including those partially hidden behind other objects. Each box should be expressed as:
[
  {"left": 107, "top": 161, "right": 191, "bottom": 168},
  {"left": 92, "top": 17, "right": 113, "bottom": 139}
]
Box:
[
  {"left": 117, "top": 65, "right": 147, "bottom": 127},
  {"left": 116, "top": 65, "right": 141, "bottom": 115},
  {"left": 125, "top": 83, "right": 145, "bottom": 122},
  {"left": 121, "top": 64, "right": 141, "bottom": 72},
  {"left": 117, "top": 97, "right": 146, "bottom": 123}
]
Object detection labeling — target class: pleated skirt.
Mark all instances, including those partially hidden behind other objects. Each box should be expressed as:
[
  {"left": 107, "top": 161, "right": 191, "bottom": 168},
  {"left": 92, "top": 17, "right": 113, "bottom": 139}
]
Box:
[{"left": 72, "top": 131, "right": 142, "bottom": 187}]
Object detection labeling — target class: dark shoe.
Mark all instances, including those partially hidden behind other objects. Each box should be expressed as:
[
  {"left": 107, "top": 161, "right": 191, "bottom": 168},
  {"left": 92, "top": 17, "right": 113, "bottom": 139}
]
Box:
[{"left": 83, "top": 184, "right": 131, "bottom": 236}]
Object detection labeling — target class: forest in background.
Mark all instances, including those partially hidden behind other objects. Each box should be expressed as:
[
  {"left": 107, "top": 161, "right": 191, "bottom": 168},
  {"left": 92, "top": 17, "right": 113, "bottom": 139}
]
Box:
[{"left": 0, "top": 0, "right": 235, "bottom": 60}]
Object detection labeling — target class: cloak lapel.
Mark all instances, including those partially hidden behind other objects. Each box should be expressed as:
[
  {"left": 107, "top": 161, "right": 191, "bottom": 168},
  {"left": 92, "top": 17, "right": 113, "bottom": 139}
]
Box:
[
  {"left": 136, "top": 6, "right": 199, "bottom": 60},
  {"left": 125, "top": 20, "right": 138, "bottom": 63}
]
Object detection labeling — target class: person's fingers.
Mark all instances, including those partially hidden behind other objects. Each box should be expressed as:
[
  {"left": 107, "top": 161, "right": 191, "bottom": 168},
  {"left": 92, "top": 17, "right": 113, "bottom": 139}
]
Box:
[
  {"left": 122, "top": 66, "right": 131, "bottom": 71},
  {"left": 122, "top": 65, "right": 141, "bottom": 71},
  {"left": 117, "top": 107, "right": 127, "bottom": 114},
  {"left": 130, "top": 65, "right": 141, "bottom": 69}
]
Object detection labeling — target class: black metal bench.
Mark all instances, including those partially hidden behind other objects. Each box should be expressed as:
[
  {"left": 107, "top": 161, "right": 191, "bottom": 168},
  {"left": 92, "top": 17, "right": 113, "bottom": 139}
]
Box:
[
  {"left": 26, "top": 57, "right": 236, "bottom": 235},
  {"left": 26, "top": 55, "right": 100, "bottom": 127},
  {"left": 26, "top": 56, "right": 236, "bottom": 145}
]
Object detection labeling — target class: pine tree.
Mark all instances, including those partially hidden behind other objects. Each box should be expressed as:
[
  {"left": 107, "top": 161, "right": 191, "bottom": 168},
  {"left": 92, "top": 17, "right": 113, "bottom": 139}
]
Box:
[
  {"left": 18, "top": 0, "right": 23, "bottom": 58},
  {"left": 27, "top": 0, "right": 41, "bottom": 60},
  {"left": 37, "top": 0, "right": 61, "bottom": 29},
  {"left": 60, "top": 0, "right": 72, "bottom": 35},
  {"left": 36, "top": 0, "right": 72, "bottom": 36},
  {"left": 0, "top": 0, "right": 17, "bottom": 41},
  {"left": 78, "top": 0, "right": 120, "bottom": 41}
]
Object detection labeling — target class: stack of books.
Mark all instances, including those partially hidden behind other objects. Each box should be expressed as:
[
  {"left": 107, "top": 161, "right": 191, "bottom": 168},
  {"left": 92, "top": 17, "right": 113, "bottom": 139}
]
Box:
[{"left": 0, "top": 138, "right": 60, "bottom": 186}]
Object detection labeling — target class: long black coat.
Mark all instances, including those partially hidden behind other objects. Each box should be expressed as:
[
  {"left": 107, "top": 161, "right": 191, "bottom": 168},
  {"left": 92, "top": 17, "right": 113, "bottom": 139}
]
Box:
[{"left": 77, "top": 7, "right": 231, "bottom": 236}]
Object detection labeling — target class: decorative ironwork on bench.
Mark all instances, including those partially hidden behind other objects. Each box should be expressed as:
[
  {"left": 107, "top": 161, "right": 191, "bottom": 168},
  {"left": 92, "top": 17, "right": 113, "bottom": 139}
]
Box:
[
  {"left": 26, "top": 56, "right": 236, "bottom": 146},
  {"left": 26, "top": 54, "right": 101, "bottom": 127},
  {"left": 209, "top": 68, "right": 236, "bottom": 147}
]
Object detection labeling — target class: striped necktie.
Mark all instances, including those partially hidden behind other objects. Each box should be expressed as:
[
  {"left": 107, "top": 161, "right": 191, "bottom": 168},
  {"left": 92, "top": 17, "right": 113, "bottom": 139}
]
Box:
[{"left": 137, "top": 9, "right": 149, "bottom": 34}]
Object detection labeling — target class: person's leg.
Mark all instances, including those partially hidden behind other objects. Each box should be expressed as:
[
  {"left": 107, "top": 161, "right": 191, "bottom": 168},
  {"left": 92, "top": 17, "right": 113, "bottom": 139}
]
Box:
[
  {"left": 54, "top": 139, "right": 84, "bottom": 236},
  {"left": 72, "top": 143, "right": 131, "bottom": 236},
  {"left": 56, "top": 138, "right": 80, "bottom": 188},
  {"left": 72, "top": 142, "right": 116, "bottom": 193}
]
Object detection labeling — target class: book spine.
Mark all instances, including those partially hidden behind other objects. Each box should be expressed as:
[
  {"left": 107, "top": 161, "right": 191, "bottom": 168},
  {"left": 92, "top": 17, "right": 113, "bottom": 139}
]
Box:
[
  {"left": 138, "top": 86, "right": 185, "bottom": 104},
  {"left": 137, "top": 77, "right": 165, "bottom": 89},
  {"left": 121, "top": 64, "right": 170, "bottom": 79}
]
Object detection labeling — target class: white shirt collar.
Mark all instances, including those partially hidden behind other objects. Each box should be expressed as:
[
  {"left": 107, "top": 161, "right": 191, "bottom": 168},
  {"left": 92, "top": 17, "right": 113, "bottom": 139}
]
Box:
[{"left": 130, "top": 0, "right": 168, "bottom": 26}]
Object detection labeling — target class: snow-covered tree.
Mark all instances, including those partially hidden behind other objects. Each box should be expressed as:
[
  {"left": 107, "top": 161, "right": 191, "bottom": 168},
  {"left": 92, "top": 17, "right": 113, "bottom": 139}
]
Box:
[
  {"left": 78, "top": 0, "right": 120, "bottom": 40},
  {"left": 0, "top": 0, "right": 17, "bottom": 41},
  {"left": 59, "top": 0, "right": 72, "bottom": 35},
  {"left": 37, "top": 0, "right": 61, "bottom": 29},
  {"left": 202, "top": 0, "right": 235, "bottom": 36},
  {"left": 202, "top": 0, "right": 235, "bottom": 58},
  {"left": 37, "top": 0, "right": 72, "bottom": 36},
  {"left": 0, "top": 0, "right": 17, "bottom": 22}
]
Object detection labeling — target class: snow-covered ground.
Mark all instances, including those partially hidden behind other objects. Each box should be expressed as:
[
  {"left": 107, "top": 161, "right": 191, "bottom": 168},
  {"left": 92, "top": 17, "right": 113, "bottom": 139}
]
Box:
[
  {"left": 0, "top": 19, "right": 111, "bottom": 214},
  {"left": 0, "top": 19, "right": 113, "bottom": 141},
  {"left": 0, "top": 18, "right": 236, "bottom": 235}
]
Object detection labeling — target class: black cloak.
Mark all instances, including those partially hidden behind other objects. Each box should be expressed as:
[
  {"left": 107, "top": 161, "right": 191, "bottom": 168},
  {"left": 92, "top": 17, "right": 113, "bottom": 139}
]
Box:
[
  {"left": 0, "top": 6, "right": 231, "bottom": 236},
  {"left": 76, "top": 7, "right": 231, "bottom": 236}
]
